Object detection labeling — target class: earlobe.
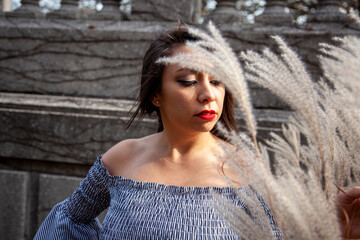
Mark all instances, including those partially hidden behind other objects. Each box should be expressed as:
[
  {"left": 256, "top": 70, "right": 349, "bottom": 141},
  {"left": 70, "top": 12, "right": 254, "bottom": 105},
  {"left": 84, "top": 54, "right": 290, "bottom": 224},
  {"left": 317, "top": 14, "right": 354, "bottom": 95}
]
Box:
[{"left": 152, "top": 97, "right": 160, "bottom": 107}]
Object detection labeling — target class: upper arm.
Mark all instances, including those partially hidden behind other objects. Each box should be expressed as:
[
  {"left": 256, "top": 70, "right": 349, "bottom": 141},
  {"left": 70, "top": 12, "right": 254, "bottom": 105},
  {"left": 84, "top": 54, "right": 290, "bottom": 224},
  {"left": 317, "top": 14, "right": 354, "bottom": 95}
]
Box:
[{"left": 101, "top": 139, "right": 136, "bottom": 176}]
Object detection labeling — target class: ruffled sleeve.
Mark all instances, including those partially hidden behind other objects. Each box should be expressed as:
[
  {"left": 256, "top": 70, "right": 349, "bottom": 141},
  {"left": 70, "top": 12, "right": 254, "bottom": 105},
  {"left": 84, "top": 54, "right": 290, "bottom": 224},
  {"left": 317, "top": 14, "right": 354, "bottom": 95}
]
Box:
[{"left": 34, "top": 156, "right": 111, "bottom": 240}]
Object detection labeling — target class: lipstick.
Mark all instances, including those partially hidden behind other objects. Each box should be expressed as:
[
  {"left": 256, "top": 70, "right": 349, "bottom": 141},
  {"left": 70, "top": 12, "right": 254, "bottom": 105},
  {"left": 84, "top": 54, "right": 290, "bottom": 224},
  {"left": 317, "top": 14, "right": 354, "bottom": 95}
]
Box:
[{"left": 195, "top": 110, "right": 216, "bottom": 120}]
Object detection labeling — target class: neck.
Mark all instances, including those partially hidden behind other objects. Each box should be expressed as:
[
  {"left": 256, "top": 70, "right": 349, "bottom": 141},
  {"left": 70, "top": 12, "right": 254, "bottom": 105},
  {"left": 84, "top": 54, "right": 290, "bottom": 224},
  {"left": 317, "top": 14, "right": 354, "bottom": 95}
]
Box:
[{"left": 156, "top": 130, "right": 218, "bottom": 164}]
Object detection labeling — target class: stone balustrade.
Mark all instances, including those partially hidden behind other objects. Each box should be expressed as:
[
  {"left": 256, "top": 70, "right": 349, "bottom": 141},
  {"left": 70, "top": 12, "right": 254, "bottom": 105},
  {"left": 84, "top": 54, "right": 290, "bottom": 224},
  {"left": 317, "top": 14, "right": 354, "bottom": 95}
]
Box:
[
  {"left": 2, "top": 0, "right": 203, "bottom": 23},
  {"left": 1, "top": 0, "right": 354, "bottom": 25}
]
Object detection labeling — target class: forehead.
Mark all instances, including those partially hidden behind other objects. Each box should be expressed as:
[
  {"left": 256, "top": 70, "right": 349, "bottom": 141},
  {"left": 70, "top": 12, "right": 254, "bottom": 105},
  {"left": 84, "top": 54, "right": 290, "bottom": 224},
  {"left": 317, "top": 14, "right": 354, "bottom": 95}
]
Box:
[
  {"left": 163, "top": 45, "right": 195, "bottom": 74},
  {"left": 171, "top": 44, "right": 194, "bottom": 56},
  {"left": 165, "top": 45, "right": 214, "bottom": 74}
]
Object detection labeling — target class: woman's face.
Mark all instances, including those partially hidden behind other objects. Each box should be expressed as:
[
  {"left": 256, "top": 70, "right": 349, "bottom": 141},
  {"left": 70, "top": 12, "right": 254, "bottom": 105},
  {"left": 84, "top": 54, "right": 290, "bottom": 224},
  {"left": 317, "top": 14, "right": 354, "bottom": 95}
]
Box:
[{"left": 154, "top": 45, "right": 225, "bottom": 134}]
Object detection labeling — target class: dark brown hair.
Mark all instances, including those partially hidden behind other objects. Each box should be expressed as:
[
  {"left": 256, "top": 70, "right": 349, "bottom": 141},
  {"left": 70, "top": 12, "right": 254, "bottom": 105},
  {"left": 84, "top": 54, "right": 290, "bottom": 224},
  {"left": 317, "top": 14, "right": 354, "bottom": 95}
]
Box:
[{"left": 125, "top": 27, "right": 237, "bottom": 140}]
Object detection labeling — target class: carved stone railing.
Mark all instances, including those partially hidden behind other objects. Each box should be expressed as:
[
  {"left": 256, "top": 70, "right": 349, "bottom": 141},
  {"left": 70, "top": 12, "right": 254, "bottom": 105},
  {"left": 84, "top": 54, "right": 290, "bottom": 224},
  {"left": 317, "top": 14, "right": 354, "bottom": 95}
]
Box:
[
  {"left": 1, "top": 0, "right": 356, "bottom": 25},
  {"left": 2, "top": 0, "right": 201, "bottom": 23}
]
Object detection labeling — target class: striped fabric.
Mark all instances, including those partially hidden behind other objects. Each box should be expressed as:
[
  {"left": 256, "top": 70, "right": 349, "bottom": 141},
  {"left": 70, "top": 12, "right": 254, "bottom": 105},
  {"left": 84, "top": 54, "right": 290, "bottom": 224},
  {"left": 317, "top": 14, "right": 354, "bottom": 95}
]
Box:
[{"left": 34, "top": 156, "right": 282, "bottom": 239}]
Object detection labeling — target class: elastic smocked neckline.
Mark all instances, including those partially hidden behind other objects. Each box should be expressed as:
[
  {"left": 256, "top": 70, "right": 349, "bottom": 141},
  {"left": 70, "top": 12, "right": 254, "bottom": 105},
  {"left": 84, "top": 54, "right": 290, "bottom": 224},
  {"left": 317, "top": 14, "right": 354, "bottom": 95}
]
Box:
[{"left": 97, "top": 155, "right": 247, "bottom": 195}]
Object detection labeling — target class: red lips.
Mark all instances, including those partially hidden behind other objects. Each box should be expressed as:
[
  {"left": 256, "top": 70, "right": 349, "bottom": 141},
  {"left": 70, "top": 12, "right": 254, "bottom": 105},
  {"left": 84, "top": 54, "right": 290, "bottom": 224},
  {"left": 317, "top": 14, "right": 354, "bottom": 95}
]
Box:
[{"left": 195, "top": 110, "right": 216, "bottom": 120}]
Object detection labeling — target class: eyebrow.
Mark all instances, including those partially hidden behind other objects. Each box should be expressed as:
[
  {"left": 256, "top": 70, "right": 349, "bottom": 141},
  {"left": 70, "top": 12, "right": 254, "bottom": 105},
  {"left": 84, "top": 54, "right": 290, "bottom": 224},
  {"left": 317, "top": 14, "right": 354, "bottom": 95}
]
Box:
[{"left": 175, "top": 68, "right": 197, "bottom": 73}]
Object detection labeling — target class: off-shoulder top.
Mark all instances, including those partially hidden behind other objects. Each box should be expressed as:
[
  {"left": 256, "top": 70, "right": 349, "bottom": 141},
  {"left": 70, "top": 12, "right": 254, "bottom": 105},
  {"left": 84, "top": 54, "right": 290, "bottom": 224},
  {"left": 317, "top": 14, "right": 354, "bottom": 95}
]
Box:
[{"left": 34, "top": 155, "right": 282, "bottom": 239}]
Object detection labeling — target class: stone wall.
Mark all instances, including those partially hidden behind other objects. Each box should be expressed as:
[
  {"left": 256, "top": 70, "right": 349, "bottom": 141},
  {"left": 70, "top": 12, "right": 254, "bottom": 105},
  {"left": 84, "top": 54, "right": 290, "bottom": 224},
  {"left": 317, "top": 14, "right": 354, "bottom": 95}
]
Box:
[{"left": 1, "top": 0, "right": 359, "bottom": 239}]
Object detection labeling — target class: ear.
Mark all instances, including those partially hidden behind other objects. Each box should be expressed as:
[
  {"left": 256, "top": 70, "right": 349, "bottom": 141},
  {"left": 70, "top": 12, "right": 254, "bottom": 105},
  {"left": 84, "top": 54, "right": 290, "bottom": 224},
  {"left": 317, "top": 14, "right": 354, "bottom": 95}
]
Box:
[{"left": 151, "top": 96, "right": 161, "bottom": 107}]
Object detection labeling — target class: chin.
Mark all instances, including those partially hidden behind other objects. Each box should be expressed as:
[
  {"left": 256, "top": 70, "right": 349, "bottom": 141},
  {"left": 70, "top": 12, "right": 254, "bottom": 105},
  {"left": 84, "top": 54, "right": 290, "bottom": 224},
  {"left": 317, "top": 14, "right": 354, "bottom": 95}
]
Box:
[{"left": 193, "top": 122, "right": 217, "bottom": 133}]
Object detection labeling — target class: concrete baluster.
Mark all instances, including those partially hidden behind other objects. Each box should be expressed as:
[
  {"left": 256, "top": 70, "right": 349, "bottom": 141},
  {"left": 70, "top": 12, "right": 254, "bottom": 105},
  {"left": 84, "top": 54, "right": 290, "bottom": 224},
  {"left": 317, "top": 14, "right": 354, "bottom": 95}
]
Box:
[
  {"left": 47, "top": 0, "right": 79, "bottom": 19},
  {"left": 19, "top": 0, "right": 40, "bottom": 11},
  {"left": 255, "top": 0, "right": 293, "bottom": 25},
  {"left": 205, "top": 0, "right": 243, "bottom": 25},
  {"left": 308, "top": 0, "right": 347, "bottom": 22},
  {"left": 10, "top": 0, "right": 43, "bottom": 18},
  {"left": 19, "top": 0, "right": 40, "bottom": 12},
  {"left": 96, "top": 0, "right": 123, "bottom": 20},
  {"left": 130, "top": 0, "right": 201, "bottom": 24}
]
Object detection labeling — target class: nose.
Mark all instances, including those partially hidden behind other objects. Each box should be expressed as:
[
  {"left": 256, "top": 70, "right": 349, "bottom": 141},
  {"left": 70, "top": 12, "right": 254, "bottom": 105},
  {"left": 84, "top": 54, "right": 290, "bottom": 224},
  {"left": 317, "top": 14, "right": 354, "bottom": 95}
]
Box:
[{"left": 198, "top": 78, "right": 215, "bottom": 103}]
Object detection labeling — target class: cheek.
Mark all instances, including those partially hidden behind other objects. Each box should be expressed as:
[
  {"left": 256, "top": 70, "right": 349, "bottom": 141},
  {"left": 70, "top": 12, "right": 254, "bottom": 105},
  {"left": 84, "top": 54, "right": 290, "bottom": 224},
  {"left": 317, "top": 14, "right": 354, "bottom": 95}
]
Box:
[
  {"left": 162, "top": 83, "right": 194, "bottom": 101},
  {"left": 160, "top": 88, "right": 194, "bottom": 112},
  {"left": 217, "top": 89, "right": 226, "bottom": 109}
]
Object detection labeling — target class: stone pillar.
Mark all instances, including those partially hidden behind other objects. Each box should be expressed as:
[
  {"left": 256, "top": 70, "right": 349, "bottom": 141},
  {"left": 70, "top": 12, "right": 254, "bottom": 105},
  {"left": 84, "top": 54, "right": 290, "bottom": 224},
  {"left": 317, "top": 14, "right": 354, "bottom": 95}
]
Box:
[
  {"left": 47, "top": 0, "right": 79, "bottom": 19},
  {"left": 205, "top": 0, "right": 243, "bottom": 25},
  {"left": 255, "top": 0, "right": 293, "bottom": 25},
  {"left": 10, "top": 0, "right": 43, "bottom": 18},
  {"left": 92, "top": 0, "right": 123, "bottom": 20},
  {"left": 308, "top": 0, "right": 347, "bottom": 22}
]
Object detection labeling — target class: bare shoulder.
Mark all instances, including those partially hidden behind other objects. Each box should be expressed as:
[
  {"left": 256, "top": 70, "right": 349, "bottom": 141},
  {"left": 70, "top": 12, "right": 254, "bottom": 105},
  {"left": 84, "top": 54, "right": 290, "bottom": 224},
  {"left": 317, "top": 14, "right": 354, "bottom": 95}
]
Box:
[
  {"left": 101, "top": 134, "right": 158, "bottom": 176},
  {"left": 101, "top": 138, "right": 136, "bottom": 175}
]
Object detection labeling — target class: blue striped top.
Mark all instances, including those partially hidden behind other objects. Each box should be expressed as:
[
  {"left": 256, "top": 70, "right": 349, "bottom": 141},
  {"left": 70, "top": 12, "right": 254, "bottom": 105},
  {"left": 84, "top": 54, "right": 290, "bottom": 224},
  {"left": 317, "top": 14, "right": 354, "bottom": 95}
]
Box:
[{"left": 34, "top": 156, "right": 282, "bottom": 239}]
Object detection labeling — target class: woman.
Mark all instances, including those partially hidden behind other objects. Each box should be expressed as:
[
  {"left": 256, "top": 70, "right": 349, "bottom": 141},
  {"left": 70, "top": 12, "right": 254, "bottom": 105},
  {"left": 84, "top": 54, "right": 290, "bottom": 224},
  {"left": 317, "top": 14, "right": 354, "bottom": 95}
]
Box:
[
  {"left": 34, "top": 27, "right": 281, "bottom": 239},
  {"left": 35, "top": 27, "right": 359, "bottom": 239}
]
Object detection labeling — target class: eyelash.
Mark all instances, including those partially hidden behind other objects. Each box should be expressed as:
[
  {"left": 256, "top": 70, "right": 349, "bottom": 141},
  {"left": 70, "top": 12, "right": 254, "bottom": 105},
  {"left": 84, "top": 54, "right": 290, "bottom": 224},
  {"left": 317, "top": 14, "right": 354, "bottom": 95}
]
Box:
[
  {"left": 177, "top": 80, "right": 223, "bottom": 87},
  {"left": 177, "top": 80, "right": 197, "bottom": 86},
  {"left": 210, "top": 80, "right": 222, "bottom": 86}
]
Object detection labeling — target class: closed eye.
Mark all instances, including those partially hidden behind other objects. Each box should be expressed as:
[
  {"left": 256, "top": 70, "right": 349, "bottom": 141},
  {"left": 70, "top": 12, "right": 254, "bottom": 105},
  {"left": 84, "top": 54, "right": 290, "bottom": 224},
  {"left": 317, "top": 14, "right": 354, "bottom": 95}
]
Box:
[
  {"left": 210, "top": 80, "right": 223, "bottom": 86},
  {"left": 177, "top": 80, "right": 197, "bottom": 87}
]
